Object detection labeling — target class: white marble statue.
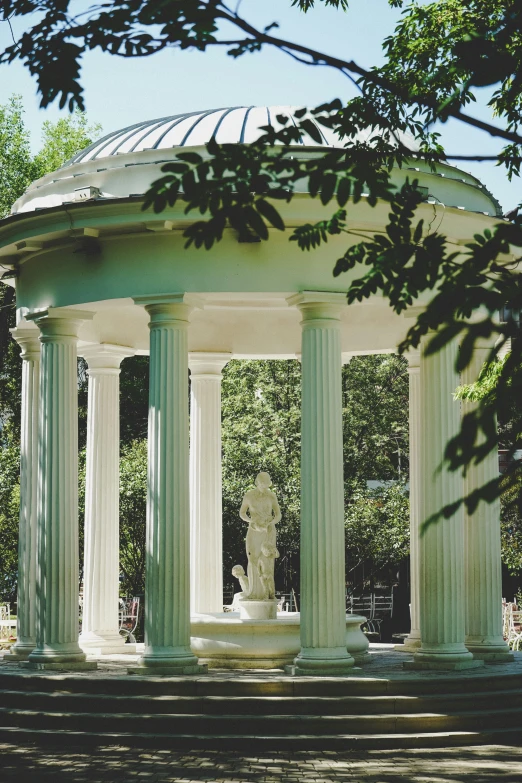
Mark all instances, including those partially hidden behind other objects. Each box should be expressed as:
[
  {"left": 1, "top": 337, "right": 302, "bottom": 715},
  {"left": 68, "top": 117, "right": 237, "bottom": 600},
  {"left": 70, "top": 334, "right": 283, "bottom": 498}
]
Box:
[{"left": 232, "top": 472, "right": 281, "bottom": 601}]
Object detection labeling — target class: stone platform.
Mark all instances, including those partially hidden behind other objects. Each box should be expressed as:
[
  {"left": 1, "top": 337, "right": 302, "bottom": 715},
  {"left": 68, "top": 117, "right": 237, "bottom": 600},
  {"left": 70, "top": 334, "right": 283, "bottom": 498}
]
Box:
[{"left": 0, "top": 646, "right": 521, "bottom": 751}]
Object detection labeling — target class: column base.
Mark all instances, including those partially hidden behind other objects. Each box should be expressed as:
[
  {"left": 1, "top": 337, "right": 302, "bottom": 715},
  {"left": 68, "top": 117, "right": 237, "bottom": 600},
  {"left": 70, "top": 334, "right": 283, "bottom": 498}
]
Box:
[
  {"left": 28, "top": 643, "right": 89, "bottom": 666},
  {"left": 405, "top": 646, "right": 484, "bottom": 671},
  {"left": 395, "top": 633, "right": 421, "bottom": 653},
  {"left": 81, "top": 644, "right": 137, "bottom": 656},
  {"left": 291, "top": 647, "right": 356, "bottom": 676},
  {"left": 20, "top": 660, "right": 98, "bottom": 671},
  {"left": 128, "top": 664, "right": 207, "bottom": 676},
  {"left": 80, "top": 632, "right": 135, "bottom": 656},
  {"left": 285, "top": 663, "right": 361, "bottom": 677},
  {"left": 404, "top": 659, "right": 484, "bottom": 671},
  {"left": 3, "top": 641, "right": 35, "bottom": 661},
  {"left": 352, "top": 652, "right": 372, "bottom": 665},
  {"left": 465, "top": 640, "right": 514, "bottom": 663},
  {"left": 129, "top": 647, "right": 206, "bottom": 676},
  {"left": 471, "top": 651, "right": 515, "bottom": 663}
]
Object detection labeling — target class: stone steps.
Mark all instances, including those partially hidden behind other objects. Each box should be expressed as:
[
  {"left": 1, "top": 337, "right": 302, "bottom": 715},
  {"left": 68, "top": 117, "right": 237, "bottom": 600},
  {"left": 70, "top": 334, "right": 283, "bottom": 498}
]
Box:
[
  {"left": 1, "top": 705, "right": 522, "bottom": 734},
  {"left": 0, "top": 669, "right": 521, "bottom": 749},
  {"left": 2, "top": 688, "right": 522, "bottom": 716},
  {"left": 3, "top": 670, "right": 522, "bottom": 695},
  {"left": 0, "top": 725, "right": 521, "bottom": 750}
]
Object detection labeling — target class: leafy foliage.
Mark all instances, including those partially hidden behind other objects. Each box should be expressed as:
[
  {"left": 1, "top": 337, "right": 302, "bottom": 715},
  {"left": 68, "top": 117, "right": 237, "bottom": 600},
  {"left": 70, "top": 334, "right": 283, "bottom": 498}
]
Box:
[
  {"left": 0, "top": 97, "right": 101, "bottom": 603},
  {"left": 220, "top": 357, "right": 409, "bottom": 594},
  {"left": 0, "top": 443, "right": 20, "bottom": 603},
  {"left": 343, "top": 355, "right": 409, "bottom": 484},
  {"left": 32, "top": 110, "right": 102, "bottom": 178},
  {"left": 220, "top": 360, "right": 302, "bottom": 591},
  {"left": 345, "top": 482, "right": 410, "bottom": 587},
  {"left": 0, "top": 96, "right": 33, "bottom": 220},
  {"left": 455, "top": 356, "right": 509, "bottom": 403},
  {"left": 501, "top": 470, "right": 522, "bottom": 575},
  {"left": 119, "top": 440, "right": 147, "bottom": 598}
]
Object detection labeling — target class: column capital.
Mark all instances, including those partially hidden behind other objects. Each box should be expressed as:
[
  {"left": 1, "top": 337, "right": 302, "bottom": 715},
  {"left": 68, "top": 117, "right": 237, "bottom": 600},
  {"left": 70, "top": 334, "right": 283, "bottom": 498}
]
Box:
[
  {"left": 81, "top": 343, "right": 135, "bottom": 372},
  {"left": 10, "top": 327, "right": 41, "bottom": 360},
  {"left": 406, "top": 349, "right": 421, "bottom": 372},
  {"left": 287, "top": 291, "right": 346, "bottom": 324},
  {"left": 26, "top": 307, "right": 94, "bottom": 340},
  {"left": 134, "top": 294, "right": 203, "bottom": 327},
  {"left": 189, "top": 352, "right": 231, "bottom": 378}
]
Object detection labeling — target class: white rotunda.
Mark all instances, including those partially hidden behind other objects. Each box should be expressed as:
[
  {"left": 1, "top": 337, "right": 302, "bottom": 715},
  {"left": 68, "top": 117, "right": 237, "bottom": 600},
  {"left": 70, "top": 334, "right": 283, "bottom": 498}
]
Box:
[{"left": 0, "top": 106, "right": 511, "bottom": 674}]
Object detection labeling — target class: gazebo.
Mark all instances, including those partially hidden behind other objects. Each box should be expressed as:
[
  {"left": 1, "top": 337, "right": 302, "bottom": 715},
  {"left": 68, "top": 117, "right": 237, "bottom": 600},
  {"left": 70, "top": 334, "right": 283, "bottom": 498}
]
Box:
[{"left": 0, "top": 106, "right": 512, "bottom": 675}]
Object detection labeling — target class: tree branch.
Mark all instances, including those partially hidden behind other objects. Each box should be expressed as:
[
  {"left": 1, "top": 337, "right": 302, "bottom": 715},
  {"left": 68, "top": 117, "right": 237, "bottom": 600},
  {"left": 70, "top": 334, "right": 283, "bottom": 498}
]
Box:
[{"left": 216, "top": 6, "right": 522, "bottom": 146}]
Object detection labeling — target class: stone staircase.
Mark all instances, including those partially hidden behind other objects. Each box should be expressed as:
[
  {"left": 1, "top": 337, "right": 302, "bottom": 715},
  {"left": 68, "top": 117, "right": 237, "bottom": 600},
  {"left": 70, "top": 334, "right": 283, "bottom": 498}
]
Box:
[{"left": 0, "top": 668, "right": 521, "bottom": 749}]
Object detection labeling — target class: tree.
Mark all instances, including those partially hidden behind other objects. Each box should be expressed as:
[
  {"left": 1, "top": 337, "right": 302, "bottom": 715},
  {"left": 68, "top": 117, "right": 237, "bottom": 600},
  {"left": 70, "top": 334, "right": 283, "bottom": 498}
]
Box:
[
  {"left": 0, "top": 98, "right": 101, "bottom": 602},
  {"left": 344, "top": 482, "right": 410, "bottom": 592},
  {"left": 2, "top": 0, "right": 519, "bottom": 517},
  {"left": 343, "top": 355, "right": 409, "bottom": 484},
  {"left": 32, "top": 110, "right": 102, "bottom": 178},
  {"left": 0, "top": 98, "right": 101, "bottom": 445},
  {"left": 0, "top": 442, "right": 21, "bottom": 603},
  {"left": 221, "top": 360, "right": 302, "bottom": 592},
  {"left": 118, "top": 439, "right": 147, "bottom": 597},
  {"left": 220, "top": 357, "right": 409, "bottom": 595}
]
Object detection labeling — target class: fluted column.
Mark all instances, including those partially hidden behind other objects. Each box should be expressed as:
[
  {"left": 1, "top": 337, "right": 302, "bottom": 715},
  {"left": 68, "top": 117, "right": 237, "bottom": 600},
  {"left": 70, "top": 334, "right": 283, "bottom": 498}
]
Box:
[
  {"left": 464, "top": 347, "right": 512, "bottom": 661},
  {"left": 407, "top": 336, "right": 482, "bottom": 670},
  {"left": 7, "top": 329, "right": 40, "bottom": 660},
  {"left": 132, "top": 295, "right": 205, "bottom": 674},
  {"left": 288, "top": 292, "right": 354, "bottom": 675},
  {"left": 79, "top": 345, "right": 134, "bottom": 655},
  {"left": 189, "top": 352, "right": 231, "bottom": 615},
  {"left": 26, "top": 308, "right": 96, "bottom": 669},
  {"left": 398, "top": 351, "right": 422, "bottom": 652}
]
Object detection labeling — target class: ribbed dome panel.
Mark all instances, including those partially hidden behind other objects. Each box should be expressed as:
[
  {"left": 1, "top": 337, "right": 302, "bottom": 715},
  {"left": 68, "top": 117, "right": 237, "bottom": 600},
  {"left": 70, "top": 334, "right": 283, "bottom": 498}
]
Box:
[{"left": 64, "top": 105, "right": 419, "bottom": 167}]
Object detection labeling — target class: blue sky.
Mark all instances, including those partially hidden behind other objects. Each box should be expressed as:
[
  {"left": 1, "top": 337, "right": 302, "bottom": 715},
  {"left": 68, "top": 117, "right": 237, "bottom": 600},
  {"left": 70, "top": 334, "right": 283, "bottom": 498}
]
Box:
[{"left": 0, "top": 0, "right": 519, "bottom": 211}]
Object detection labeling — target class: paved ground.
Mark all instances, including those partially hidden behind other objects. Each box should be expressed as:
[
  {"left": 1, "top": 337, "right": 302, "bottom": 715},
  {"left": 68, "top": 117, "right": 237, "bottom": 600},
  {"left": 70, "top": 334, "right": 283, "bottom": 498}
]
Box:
[{"left": 0, "top": 743, "right": 521, "bottom": 782}]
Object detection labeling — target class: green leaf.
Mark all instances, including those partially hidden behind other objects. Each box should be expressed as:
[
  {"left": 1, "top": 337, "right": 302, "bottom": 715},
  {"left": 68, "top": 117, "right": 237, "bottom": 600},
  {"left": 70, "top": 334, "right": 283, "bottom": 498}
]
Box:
[
  {"left": 299, "top": 118, "right": 323, "bottom": 145},
  {"left": 255, "top": 199, "right": 285, "bottom": 231},
  {"left": 337, "top": 177, "right": 351, "bottom": 207},
  {"left": 320, "top": 172, "right": 337, "bottom": 205},
  {"left": 245, "top": 206, "right": 269, "bottom": 240},
  {"left": 176, "top": 151, "right": 203, "bottom": 164}
]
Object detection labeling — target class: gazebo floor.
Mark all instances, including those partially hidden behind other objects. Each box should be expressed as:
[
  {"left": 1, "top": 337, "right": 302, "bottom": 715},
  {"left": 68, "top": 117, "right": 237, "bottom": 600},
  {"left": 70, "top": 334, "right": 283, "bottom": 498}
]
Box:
[{"left": 0, "top": 646, "right": 521, "bottom": 750}]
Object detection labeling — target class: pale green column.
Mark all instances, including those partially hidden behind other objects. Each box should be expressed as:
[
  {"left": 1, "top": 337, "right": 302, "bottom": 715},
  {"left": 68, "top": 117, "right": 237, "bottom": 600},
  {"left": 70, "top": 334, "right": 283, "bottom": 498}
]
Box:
[
  {"left": 26, "top": 308, "right": 96, "bottom": 670},
  {"left": 397, "top": 350, "right": 422, "bottom": 652},
  {"left": 7, "top": 329, "right": 40, "bottom": 660},
  {"left": 80, "top": 345, "right": 135, "bottom": 656},
  {"left": 407, "top": 336, "right": 482, "bottom": 671},
  {"left": 463, "top": 347, "right": 512, "bottom": 662},
  {"left": 189, "top": 352, "right": 231, "bottom": 615},
  {"left": 288, "top": 292, "right": 355, "bottom": 676},
  {"left": 132, "top": 295, "right": 206, "bottom": 674}
]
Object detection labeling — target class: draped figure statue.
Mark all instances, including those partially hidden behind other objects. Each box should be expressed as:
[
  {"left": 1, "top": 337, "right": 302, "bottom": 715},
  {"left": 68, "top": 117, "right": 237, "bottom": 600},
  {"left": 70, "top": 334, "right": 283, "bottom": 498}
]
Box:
[{"left": 232, "top": 472, "right": 281, "bottom": 601}]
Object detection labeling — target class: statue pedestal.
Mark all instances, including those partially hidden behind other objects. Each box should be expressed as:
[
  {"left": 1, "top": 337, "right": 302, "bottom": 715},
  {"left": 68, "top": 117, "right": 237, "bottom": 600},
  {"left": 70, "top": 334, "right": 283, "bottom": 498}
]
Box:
[{"left": 238, "top": 598, "right": 278, "bottom": 620}]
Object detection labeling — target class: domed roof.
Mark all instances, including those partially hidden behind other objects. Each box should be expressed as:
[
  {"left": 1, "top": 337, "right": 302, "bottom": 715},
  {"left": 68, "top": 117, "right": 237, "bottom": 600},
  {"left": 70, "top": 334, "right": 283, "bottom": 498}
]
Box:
[
  {"left": 8, "top": 105, "right": 500, "bottom": 218},
  {"left": 65, "top": 105, "right": 418, "bottom": 166}
]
